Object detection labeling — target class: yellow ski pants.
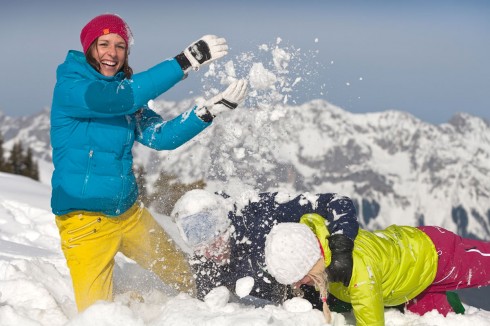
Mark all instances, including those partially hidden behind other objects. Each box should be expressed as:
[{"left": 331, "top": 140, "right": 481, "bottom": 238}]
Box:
[{"left": 56, "top": 203, "right": 195, "bottom": 311}]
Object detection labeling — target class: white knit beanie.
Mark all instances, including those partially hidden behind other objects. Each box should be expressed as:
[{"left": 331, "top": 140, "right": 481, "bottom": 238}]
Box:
[{"left": 265, "top": 223, "right": 322, "bottom": 285}]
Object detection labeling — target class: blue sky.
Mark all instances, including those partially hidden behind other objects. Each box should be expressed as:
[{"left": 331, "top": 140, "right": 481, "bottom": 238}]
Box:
[{"left": 1, "top": 0, "right": 489, "bottom": 124}]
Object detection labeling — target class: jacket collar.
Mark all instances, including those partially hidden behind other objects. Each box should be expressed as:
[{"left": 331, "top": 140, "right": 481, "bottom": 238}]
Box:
[
  {"left": 64, "top": 50, "right": 125, "bottom": 81},
  {"left": 300, "top": 213, "right": 332, "bottom": 267}
]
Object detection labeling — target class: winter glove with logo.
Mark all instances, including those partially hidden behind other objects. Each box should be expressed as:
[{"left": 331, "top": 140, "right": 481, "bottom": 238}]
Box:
[
  {"left": 326, "top": 234, "right": 354, "bottom": 287},
  {"left": 175, "top": 35, "right": 228, "bottom": 73},
  {"left": 196, "top": 79, "right": 248, "bottom": 122}
]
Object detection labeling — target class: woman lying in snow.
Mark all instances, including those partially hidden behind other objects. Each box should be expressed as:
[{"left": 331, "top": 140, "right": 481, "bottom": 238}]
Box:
[
  {"left": 264, "top": 214, "right": 490, "bottom": 325},
  {"left": 170, "top": 189, "right": 359, "bottom": 307}
]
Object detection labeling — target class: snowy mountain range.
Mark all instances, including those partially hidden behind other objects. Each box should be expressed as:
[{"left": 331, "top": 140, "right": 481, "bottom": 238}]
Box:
[{"left": 1, "top": 99, "right": 489, "bottom": 241}]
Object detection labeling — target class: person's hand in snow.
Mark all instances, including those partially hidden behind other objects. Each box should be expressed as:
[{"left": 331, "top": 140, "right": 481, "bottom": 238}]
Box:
[
  {"left": 175, "top": 35, "right": 228, "bottom": 73},
  {"left": 196, "top": 79, "right": 248, "bottom": 122}
]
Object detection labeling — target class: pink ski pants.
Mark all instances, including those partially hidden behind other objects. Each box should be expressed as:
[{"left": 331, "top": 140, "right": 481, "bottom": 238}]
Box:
[{"left": 406, "top": 226, "right": 490, "bottom": 316}]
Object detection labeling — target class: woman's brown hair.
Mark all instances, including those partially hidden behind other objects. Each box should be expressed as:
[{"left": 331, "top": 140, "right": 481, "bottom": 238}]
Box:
[{"left": 85, "top": 41, "right": 133, "bottom": 79}]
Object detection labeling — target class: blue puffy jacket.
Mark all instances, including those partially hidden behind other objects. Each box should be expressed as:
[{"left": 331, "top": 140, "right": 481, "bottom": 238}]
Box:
[
  {"left": 51, "top": 50, "right": 210, "bottom": 216},
  {"left": 193, "top": 192, "right": 359, "bottom": 302}
]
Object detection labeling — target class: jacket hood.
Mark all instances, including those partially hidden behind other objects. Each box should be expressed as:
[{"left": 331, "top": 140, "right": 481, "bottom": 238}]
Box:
[{"left": 57, "top": 50, "right": 124, "bottom": 82}]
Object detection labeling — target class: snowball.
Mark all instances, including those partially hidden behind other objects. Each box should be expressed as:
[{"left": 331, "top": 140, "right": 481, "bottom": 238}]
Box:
[
  {"left": 249, "top": 63, "right": 277, "bottom": 90},
  {"left": 272, "top": 47, "right": 291, "bottom": 72},
  {"left": 224, "top": 61, "right": 237, "bottom": 79},
  {"left": 204, "top": 286, "right": 230, "bottom": 309},
  {"left": 235, "top": 276, "right": 254, "bottom": 298},
  {"left": 283, "top": 297, "right": 313, "bottom": 313}
]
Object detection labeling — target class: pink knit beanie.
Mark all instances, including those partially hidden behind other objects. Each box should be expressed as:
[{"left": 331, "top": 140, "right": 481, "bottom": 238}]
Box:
[{"left": 80, "top": 14, "right": 133, "bottom": 53}]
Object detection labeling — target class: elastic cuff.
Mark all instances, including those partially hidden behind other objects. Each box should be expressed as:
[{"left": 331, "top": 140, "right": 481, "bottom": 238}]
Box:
[
  {"left": 175, "top": 52, "right": 192, "bottom": 72},
  {"left": 195, "top": 106, "right": 214, "bottom": 123}
]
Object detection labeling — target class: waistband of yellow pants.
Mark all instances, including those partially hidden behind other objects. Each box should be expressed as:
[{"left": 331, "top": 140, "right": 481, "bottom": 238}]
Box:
[{"left": 56, "top": 202, "right": 143, "bottom": 221}]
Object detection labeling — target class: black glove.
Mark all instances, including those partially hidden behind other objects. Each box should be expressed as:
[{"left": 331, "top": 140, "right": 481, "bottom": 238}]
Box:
[
  {"left": 175, "top": 35, "right": 228, "bottom": 73},
  {"left": 326, "top": 234, "right": 354, "bottom": 287}
]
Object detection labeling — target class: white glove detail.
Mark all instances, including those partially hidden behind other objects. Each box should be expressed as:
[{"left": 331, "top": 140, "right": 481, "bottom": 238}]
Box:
[
  {"left": 206, "top": 79, "right": 248, "bottom": 116},
  {"left": 184, "top": 35, "right": 228, "bottom": 71},
  {"left": 195, "top": 79, "right": 248, "bottom": 122}
]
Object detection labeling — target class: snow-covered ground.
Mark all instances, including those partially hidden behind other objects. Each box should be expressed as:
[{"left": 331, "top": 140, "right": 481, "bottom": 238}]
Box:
[{"left": 1, "top": 172, "right": 490, "bottom": 326}]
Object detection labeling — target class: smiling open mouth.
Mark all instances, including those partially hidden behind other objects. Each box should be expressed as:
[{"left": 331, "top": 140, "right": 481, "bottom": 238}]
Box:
[{"left": 101, "top": 60, "right": 117, "bottom": 67}]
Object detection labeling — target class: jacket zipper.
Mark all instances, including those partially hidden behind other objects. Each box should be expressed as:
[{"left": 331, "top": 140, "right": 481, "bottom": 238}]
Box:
[
  {"left": 81, "top": 149, "right": 94, "bottom": 195},
  {"left": 115, "top": 116, "right": 133, "bottom": 215},
  {"left": 125, "top": 115, "right": 133, "bottom": 145}
]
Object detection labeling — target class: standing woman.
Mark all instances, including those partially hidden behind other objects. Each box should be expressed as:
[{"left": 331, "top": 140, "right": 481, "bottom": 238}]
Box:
[{"left": 50, "top": 13, "right": 247, "bottom": 312}]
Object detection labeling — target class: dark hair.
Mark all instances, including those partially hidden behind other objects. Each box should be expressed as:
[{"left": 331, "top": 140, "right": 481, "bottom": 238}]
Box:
[{"left": 85, "top": 41, "right": 133, "bottom": 79}]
